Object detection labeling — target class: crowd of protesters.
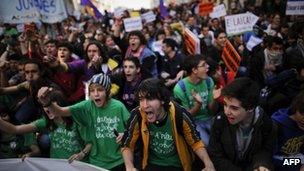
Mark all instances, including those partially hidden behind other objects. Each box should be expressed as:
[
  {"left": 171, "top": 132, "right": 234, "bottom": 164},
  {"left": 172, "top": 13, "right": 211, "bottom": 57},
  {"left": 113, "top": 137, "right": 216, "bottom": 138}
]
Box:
[{"left": 0, "top": 0, "right": 303, "bottom": 171}]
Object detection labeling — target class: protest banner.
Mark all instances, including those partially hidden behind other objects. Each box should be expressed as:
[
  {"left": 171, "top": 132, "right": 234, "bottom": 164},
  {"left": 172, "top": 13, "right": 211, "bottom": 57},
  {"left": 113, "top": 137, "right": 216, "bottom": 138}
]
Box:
[
  {"left": 114, "top": 7, "right": 126, "bottom": 18},
  {"left": 246, "top": 35, "right": 263, "bottom": 51},
  {"left": 0, "top": 0, "right": 68, "bottom": 24},
  {"left": 286, "top": 0, "right": 304, "bottom": 15},
  {"left": 225, "top": 12, "right": 259, "bottom": 36},
  {"left": 123, "top": 17, "right": 143, "bottom": 32},
  {"left": 184, "top": 27, "right": 200, "bottom": 55},
  {"left": 221, "top": 40, "right": 241, "bottom": 74},
  {"left": 198, "top": 2, "right": 214, "bottom": 16},
  {"left": 210, "top": 4, "right": 227, "bottom": 19},
  {"left": 141, "top": 11, "right": 156, "bottom": 23},
  {"left": 0, "top": 158, "right": 106, "bottom": 171}
]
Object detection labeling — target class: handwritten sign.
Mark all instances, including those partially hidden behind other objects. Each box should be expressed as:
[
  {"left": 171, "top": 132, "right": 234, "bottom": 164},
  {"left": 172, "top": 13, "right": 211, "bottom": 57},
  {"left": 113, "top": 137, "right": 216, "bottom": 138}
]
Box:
[
  {"left": 184, "top": 28, "right": 200, "bottom": 55},
  {"left": 286, "top": 0, "right": 304, "bottom": 15},
  {"left": 225, "top": 12, "right": 259, "bottom": 36},
  {"left": 0, "top": 0, "right": 67, "bottom": 23},
  {"left": 141, "top": 11, "right": 156, "bottom": 23},
  {"left": 210, "top": 4, "right": 227, "bottom": 19},
  {"left": 221, "top": 40, "right": 241, "bottom": 74},
  {"left": 123, "top": 17, "right": 143, "bottom": 32}
]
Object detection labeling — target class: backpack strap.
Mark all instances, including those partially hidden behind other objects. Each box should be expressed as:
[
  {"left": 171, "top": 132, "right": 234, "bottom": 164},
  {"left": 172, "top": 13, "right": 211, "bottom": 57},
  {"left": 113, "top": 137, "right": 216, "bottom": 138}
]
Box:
[
  {"left": 206, "top": 76, "right": 212, "bottom": 92},
  {"left": 177, "top": 79, "right": 186, "bottom": 93}
]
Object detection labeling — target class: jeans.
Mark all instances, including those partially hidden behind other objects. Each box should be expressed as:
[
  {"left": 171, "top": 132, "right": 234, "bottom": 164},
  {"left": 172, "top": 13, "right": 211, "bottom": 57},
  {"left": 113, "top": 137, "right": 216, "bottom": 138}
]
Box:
[
  {"left": 14, "top": 97, "right": 38, "bottom": 124},
  {"left": 194, "top": 118, "right": 213, "bottom": 146}
]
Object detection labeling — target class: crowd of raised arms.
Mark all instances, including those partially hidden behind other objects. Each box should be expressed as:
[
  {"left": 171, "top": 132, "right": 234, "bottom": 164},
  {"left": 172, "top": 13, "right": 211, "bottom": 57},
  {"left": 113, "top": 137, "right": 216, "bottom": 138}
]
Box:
[{"left": 0, "top": 0, "right": 303, "bottom": 171}]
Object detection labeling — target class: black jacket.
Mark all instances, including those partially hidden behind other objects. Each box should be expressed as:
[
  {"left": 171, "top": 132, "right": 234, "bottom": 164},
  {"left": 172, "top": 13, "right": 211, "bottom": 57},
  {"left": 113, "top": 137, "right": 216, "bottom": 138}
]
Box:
[{"left": 208, "top": 109, "right": 276, "bottom": 171}]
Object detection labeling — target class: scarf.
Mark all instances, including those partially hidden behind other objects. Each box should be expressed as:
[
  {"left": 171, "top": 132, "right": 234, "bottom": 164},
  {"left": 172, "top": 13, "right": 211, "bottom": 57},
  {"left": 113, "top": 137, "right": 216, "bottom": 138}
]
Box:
[{"left": 124, "top": 45, "right": 145, "bottom": 59}]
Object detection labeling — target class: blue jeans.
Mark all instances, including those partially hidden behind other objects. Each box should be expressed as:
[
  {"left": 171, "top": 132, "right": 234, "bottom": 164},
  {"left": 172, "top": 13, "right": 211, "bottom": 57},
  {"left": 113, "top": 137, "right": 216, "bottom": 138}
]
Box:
[
  {"left": 194, "top": 118, "right": 213, "bottom": 146},
  {"left": 14, "top": 97, "right": 38, "bottom": 124}
]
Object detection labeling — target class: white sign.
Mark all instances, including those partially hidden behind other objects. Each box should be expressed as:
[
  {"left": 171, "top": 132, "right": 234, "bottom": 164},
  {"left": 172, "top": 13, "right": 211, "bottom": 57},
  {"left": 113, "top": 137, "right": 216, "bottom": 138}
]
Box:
[
  {"left": 152, "top": 40, "right": 164, "bottom": 56},
  {"left": 286, "top": 1, "right": 304, "bottom": 15},
  {"left": 16, "top": 24, "right": 24, "bottom": 33},
  {"left": 0, "top": 0, "right": 68, "bottom": 24},
  {"left": 114, "top": 7, "right": 126, "bottom": 18},
  {"left": 141, "top": 11, "right": 156, "bottom": 23},
  {"left": 225, "top": 13, "right": 259, "bottom": 36},
  {"left": 246, "top": 35, "right": 263, "bottom": 51},
  {"left": 210, "top": 4, "right": 227, "bottom": 19},
  {"left": 123, "top": 17, "right": 143, "bottom": 32}
]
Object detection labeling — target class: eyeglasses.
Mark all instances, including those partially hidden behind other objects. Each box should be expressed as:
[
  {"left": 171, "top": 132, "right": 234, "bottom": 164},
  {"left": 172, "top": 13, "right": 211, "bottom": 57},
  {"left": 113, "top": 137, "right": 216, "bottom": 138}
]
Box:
[{"left": 197, "top": 62, "right": 208, "bottom": 68}]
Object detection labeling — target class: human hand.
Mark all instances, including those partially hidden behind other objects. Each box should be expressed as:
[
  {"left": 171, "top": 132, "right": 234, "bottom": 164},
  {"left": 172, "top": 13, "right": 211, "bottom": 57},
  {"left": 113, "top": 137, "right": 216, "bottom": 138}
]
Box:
[
  {"left": 116, "top": 133, "right": 124, "bottom": 144},
  {"left": 0, "top": 60, "right": 9, "bottom": 71},
  {"left": 175, "top": 70, "right": 184, "bottom": 81},
  {"left": 21, "top": 153, "right": 31, "bottom": 161},
  {"left": 43, "top": 55, "right": 58, "bottom": 67},
  {"left": 191, "top": 90, "right": 202, "bottom": 104},
  {"left": 213, "top": 85, "right": 222, "bottom": 100},
  {"left": 90, "top": 55, "right": 102, "bottom": 68},
  {"left": 37, "top": 87, "right": 53, "bottom": 107},
  {"left": 253, "top": 166, "right": 270, "bottom": 171},
  {"left": 68, "top": 152, "right": 85, "bottom": 163}
]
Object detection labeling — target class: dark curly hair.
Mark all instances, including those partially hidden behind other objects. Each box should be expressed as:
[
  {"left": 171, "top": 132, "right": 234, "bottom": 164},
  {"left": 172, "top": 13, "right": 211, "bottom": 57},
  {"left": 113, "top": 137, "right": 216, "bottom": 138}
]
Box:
[{"left": 136, "top": 78, "right": 171, "bottom": 111}]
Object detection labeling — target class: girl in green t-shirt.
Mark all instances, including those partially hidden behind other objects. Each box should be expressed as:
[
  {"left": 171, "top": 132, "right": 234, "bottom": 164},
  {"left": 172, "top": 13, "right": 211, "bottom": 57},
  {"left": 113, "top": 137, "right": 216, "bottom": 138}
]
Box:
[{"left": 0, "top": 90, "right": 92, "bottom": 163}]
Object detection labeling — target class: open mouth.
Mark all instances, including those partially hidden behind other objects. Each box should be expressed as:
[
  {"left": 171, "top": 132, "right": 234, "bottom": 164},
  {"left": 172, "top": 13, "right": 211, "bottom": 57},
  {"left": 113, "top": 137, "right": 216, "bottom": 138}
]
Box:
[
  {"left": 94, "top": 98, "right": 102, "bottom": 103},
  {"left": 227, "top": 116, "right": 235, "bottom": 123},
  {"left": 145, "top": 111, "right": 157, "bottom": 122}
]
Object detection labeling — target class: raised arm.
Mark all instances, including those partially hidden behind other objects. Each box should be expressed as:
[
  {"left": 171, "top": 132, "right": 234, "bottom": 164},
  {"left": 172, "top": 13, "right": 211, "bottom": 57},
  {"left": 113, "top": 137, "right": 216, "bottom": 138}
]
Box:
[
  {"left": 37, "top": 87, "right": 71, "bottom": 117},
  {"left": 0, "top": 117, "right": 37, "bottom": 134}
]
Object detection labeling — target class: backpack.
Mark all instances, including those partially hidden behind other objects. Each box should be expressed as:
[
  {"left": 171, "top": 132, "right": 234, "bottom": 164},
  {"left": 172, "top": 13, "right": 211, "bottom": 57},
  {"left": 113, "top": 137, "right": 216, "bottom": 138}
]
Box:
[
  {"left": 175, "top": 76, "right": 212, "bottom": 105},
  {"left": 177, "top": 76, "right": 212, "bottom": 93}
]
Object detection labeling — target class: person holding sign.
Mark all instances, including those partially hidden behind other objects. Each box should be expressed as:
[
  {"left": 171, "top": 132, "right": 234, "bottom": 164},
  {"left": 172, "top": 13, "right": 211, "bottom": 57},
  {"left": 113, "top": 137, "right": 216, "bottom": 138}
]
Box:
[{"left": 113, "top": 20, "right": 158, "bottom": 79}]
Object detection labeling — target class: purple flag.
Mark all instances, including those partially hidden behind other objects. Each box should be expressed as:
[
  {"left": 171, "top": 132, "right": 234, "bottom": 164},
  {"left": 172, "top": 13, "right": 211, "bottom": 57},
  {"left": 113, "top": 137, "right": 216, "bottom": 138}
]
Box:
[
  {"left": 159, "top": 0, "right": 169, "bottom": 19},
  {"left": 81, "top": 0, "right": 102, "bottom": 19}
]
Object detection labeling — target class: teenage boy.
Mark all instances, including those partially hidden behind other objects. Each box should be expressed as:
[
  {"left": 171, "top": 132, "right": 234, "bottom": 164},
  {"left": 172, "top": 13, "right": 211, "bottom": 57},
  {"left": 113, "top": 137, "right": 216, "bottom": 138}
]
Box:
[{"left": 37, "top": 73, "right": 130, "bottom": 170}]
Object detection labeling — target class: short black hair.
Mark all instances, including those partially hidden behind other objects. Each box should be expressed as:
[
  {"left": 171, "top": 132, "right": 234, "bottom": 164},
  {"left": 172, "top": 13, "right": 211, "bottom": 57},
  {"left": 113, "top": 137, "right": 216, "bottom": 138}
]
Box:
[
  {"left": 163, "top": 38, "right": 177, "bottom": 50},
  {"left": 184, "top": 54, "right": 207, "bottom": 74},
  {"left": 57, "top": 41, "right": 74, "bottom": 53},
  {"left": 221, "top": 77, "right": 260, "bottom": 110},
  {"left": 128, "top": 31, "right": 147, "bottom": 45},
  {"left": 290, "top": 91, "right": 304, "bottom": 115},
  {"left": 44, "top": 39, "right": 58, "bottom": 46},
  {"left": 124, "top": 57, "right": 141, "bottom": 69},
  {"left": 214, "top": 29, "right": 226, "bottom": 39},
  {"left": 266, "top": 36, "right": 283, "bottom": 48},
  {"left": 136, "top": 78, "right": 171, "bottom": 111}
]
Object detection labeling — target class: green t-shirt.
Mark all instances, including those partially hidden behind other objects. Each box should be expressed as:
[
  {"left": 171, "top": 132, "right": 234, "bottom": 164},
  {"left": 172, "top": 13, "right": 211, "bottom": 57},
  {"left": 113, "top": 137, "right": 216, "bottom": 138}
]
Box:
[
  {"left": 33, "top": 117, "right": 84, "bottom": 159},
  {"left": 69, "top": 98, "right": 130, "bottom": 169},
  {"left": 148, "top": 117, "right": 181, "bottom": 167},
  {"left": 173, "top": 77, "right": 214, "bottom": 120},
  {"left": 0, "top": 133, "right": 36, "bottom": 158}
]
